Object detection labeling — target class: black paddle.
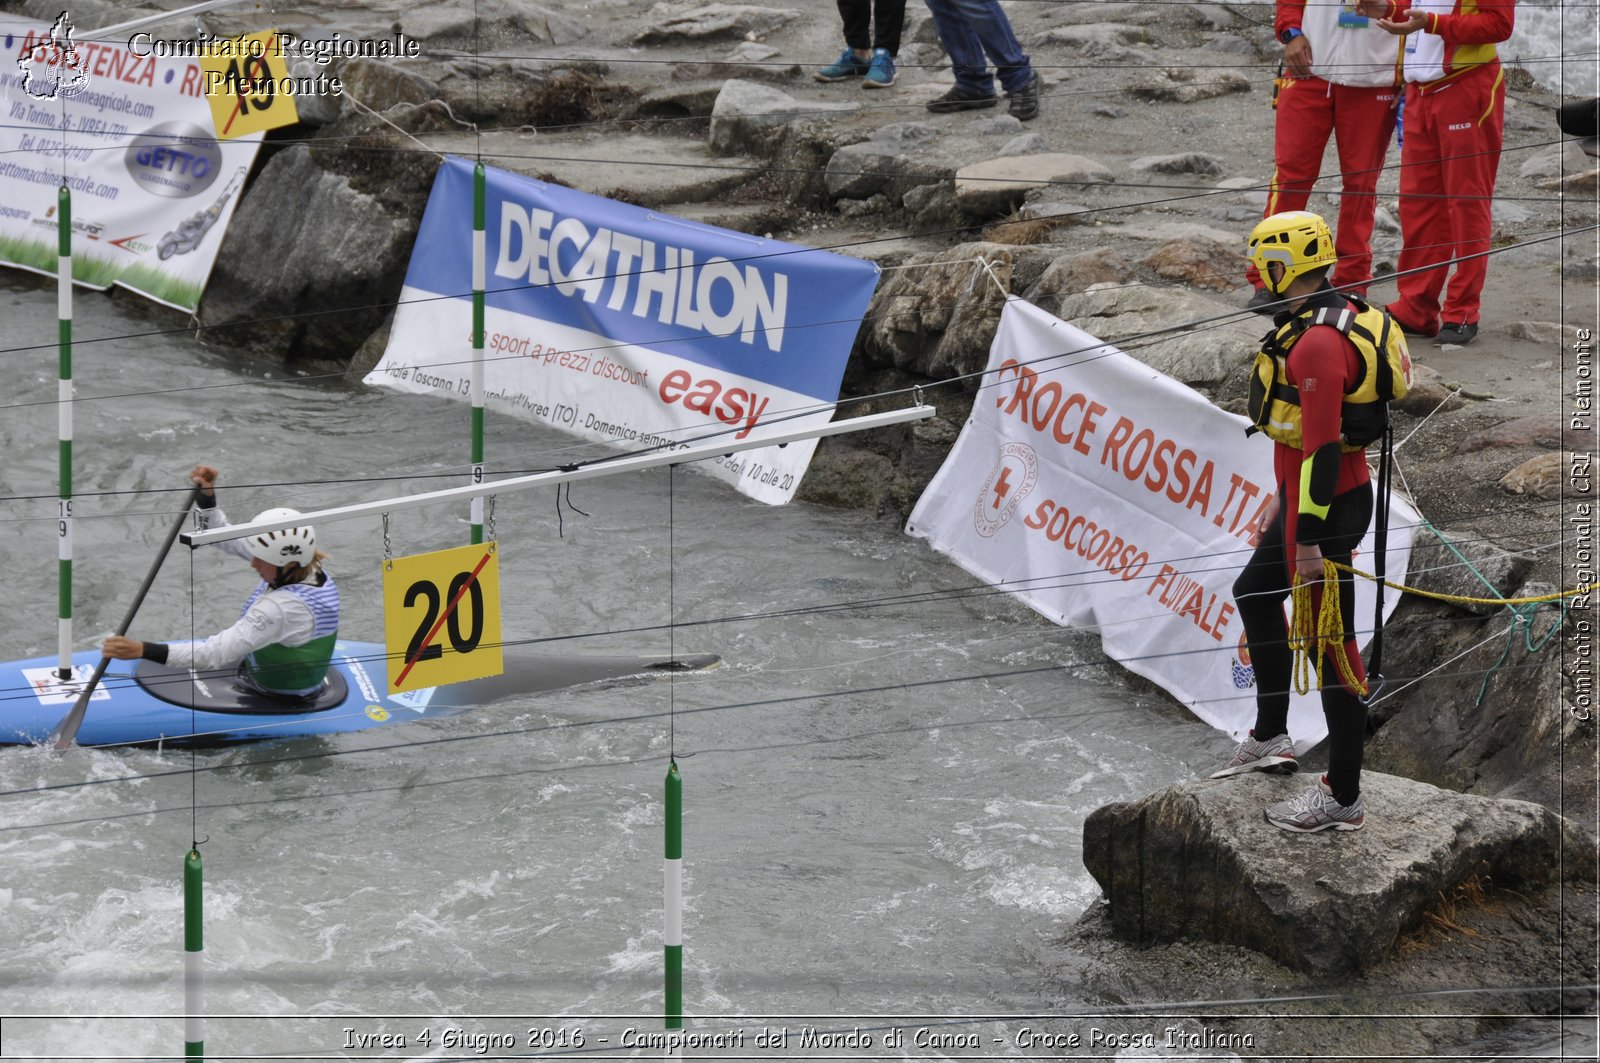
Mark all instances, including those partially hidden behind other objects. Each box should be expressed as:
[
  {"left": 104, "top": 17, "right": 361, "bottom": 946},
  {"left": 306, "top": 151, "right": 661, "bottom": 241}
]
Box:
[{"left": 47, "top": 485, "right": 204, "bottom": 750}]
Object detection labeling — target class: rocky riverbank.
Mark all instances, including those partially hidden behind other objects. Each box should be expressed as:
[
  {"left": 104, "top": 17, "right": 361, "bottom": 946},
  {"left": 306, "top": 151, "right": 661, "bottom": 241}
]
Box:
[{"left": 9, "top": 0, "right": 1597, "bottom": 1053}]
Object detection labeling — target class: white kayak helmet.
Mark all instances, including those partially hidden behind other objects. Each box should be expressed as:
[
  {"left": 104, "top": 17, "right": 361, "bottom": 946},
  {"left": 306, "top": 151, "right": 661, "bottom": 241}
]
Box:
[{"left": 245, "top": 508, "right": 316, "bottom": 568}]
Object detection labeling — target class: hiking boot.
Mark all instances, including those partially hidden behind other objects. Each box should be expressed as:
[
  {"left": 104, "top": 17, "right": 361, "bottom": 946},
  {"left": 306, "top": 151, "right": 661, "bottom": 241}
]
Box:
[
  {"left": 1007, "top": 72, "right": 1041, "bottom": 121},
  {"left": 927, "top": 84, "right": 998, "bottom": 113},
  {"left": 1209, "top": 729, "right": 1298, "bottom": 779},
  {"left": 1246, "top": 287, "right": 1280, "bottom": 315},
  {"left": 815, "top": 48, "right": 870, "bottom": 83},
  {"left": 862, "top": 48, "right": 896, "bottom": 89},
  {"left": 1265, "top": 775, "right": 1366, "bottom": 832},
  {"left": 1434, "top": 321, "right": 1479, "bottom": 346}
]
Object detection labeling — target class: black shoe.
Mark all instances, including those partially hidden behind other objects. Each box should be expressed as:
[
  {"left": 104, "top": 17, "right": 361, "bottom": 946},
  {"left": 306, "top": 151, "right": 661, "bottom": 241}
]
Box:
[
  {"left": 1246, "top": 287, "right": 1280, "bottom": 315},
  {"left": 1006, "top": 72, "right": 1041, "bottom": 121},
  {"left": 927, "top": 84, "right": 998, "bottom": 113},
  {"left": 1434, "top": 321, "right": 1479, "bottom": 346}
]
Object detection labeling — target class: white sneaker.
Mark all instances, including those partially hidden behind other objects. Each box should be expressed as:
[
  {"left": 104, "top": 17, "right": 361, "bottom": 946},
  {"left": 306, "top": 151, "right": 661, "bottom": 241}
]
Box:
[
  {"left": 1265, "top": 775, "right": 1366, "bottom": 833},
  {"left": 1209, "top": 729, "right": 1298, "bottom": 779}
]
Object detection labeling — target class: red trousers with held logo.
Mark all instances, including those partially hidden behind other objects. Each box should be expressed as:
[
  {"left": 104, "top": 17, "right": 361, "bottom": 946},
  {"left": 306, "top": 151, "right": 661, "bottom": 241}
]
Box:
[
  {"left": 1389, "top": 60, "right": 1505, "bottom": 332},
  {"left": 1248, "top": 75, "right": 1398, "bottom": 295}
]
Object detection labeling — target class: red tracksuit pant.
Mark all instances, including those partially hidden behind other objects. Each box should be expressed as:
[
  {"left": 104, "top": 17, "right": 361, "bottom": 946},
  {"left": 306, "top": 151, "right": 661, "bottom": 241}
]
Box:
[
  {"left": 1248, "top": 76, "right": 1399, "bottom": 294},
  {"left": 1390, "top": 61, "right": 1506, "bottom": 332}
]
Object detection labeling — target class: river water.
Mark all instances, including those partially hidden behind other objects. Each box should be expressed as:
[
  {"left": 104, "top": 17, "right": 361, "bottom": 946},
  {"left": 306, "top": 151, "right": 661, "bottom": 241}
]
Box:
[{"left": 0, "top": 279, "right": 1588, "bottom": 1061}]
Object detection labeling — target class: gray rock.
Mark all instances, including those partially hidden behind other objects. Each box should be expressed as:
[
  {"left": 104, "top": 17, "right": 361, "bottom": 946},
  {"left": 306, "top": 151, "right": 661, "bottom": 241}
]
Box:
[
  {"left": 1049, "top": 284, "right": 1260, "bottom": 389},
  {"left": 1090, "top": 104, "right": 1129, "bottom": 120},
  {"left": 1130, "top": 153, "right": 1225, "bottom": 176},
  {"left": 1019, "top": 201, "right": 1095, "bottom": 224},
  {"left": 1190, "top": 4, "right": 1241, "bottom": 30},
  {"left": 824, "top": 124, "right": 940, "bottom": 200},
  {"left": 1026, "top": 249, "right": 1137, "bottom": 308},
  {"left": 290, "top": 60, "right": 345, "bottom": 126},
  {"left": 1035, "top": 24, "right": 1151, "bottom": 65},
  {"left": 1207, "top": 35, "right": 1260, "bottom": 56},
  {"left": 1517, "top": 140, "right": 1593, "bottom": 179},
  {"left": 639, "top": 81, "right": 726, "bottom": 117},
  {"left": 337, "top": 58, "right": 440, "bottom": 114},
  {"left": 971, "top": 114, "right": 1025, "bottom": 136},
  {"left": 953, "top": 153, "right": 1114, "bottom": 221},
  {"left": 1492, "top": 199, "right": 1531, "bottom": 224},
  {"left": 1082, "top": 772, "right": 1582, "bottom": 975},
  {"left": 400, "top": 0, "right": 588, "bottom": 50},
  {"left": 1506, "top": 320, "right": 1580, "bottom": 345},
  {"left": 860, "top": 242, "right": 1019, "bottom": 382},
  {"left": 709, "top": 80, "right": 856, "bottom": 155},
  {"left": 633, "top": 3, "right": 797, "bottom": 44},
  {"left": 1372, "top": 206, "right": 1400, "bottom": 233},
  {"left": 200, "top": 143, "right": 433, "bottom": 364},
  {"left": 1130, "top": 69, "right": 1252, "bottom": 104},
  {"left": 836, "top": 193, "right": 890, "bottom": 217},
  {"left": 997, "top": 132, "right": 1049, "bottom": 157},
  {"left": 1405, "top": 530, "right": 1534, "bottom": 616}
]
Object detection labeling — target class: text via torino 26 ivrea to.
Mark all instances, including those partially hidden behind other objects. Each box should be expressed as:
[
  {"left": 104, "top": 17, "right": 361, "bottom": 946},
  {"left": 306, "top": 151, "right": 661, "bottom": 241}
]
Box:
[{"left": 340, "top": 1026, "right": 585, "bottom": 1051}]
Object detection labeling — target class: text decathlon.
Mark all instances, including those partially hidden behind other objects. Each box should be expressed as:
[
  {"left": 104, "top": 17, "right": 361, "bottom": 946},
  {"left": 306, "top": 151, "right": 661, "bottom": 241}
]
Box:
[{"left": 494, "top": 203, "right": 790, "bottom": 352}]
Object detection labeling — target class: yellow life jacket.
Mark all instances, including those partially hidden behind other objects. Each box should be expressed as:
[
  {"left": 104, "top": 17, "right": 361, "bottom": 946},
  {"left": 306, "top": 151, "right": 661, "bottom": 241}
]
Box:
[{"left": 1246, "top": 291, "right": 1412, "bottom": 451}]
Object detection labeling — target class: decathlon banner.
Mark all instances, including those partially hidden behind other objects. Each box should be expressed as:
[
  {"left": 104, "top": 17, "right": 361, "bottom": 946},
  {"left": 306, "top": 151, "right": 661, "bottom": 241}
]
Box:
[
  {"left": 906, "top": 298, "right": 1416, "bottom": 745},
  {"left": 0, "top": 14, "right": 264, "bottom": 311},
  {"left": 366, "top": 155, "right": 880, "bottom": 504}
]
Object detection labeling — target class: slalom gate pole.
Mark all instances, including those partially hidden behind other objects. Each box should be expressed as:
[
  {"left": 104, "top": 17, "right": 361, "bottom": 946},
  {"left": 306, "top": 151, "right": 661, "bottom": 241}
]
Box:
[
  {"left": 469, "top": 161, "right": 486, "bottom": 544},
  {"left": 184, "top": 848, "right": 204, "bottom": 1059},
  {"left": 56, "top": 184, "right": 73, "bottom": 680},
  {"left": 664, "top": 761, "right": 683, "bottom": 1047}
]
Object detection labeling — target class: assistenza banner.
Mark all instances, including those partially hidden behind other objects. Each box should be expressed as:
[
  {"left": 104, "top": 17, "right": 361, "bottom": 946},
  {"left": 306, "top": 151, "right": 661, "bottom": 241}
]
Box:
[
  {"left": 906, "top": 298, "right": 1416, "bottom": 745},
  {"left": 366, "top": 155, "right": 880, "bottom": 504},
  {"left": 0, "top": 15, "right": 263, "bottom": 311}
]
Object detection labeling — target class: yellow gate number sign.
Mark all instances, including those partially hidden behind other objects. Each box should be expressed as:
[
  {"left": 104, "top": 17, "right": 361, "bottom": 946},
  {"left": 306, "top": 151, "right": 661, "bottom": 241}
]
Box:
[
  {"left": 199, "top": 31, "right": 300, "bottom": 140},
  {"left": 382, "top": 542, "right": 504, "bottom": 693}
]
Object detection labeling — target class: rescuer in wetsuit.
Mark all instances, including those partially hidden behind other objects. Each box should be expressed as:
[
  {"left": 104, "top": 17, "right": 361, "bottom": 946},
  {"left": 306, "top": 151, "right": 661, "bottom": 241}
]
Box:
[
  {"left": 103, "top": 465, "right": 341, "bottom": 699},
  {"left": 1210, "top": 211, "right": 1388, "bottom": 833}
]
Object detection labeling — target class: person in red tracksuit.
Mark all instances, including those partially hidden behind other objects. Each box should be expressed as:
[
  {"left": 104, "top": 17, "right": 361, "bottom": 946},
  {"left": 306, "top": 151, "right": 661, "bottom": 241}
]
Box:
[
  {"left": 1357, "top": 0, "right": 1516, "bottom": 347},
  {"left": 1245, "top": 1, "right": 1402, "bottom": 313}
]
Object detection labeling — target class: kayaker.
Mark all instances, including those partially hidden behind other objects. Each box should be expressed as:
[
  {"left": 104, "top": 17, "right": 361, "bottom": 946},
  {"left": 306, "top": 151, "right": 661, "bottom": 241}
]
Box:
[{"left": 102, "top": 465, "right": 341, "bottom": 699}]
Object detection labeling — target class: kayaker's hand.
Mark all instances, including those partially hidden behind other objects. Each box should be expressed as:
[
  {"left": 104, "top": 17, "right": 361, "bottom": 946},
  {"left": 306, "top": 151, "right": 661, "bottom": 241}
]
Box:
[
  {"left": 190, "top": 464, "right": 218, "bottom": 497},
  {"left": 103, "top": 636, "right": 143, "bottom": 660}
]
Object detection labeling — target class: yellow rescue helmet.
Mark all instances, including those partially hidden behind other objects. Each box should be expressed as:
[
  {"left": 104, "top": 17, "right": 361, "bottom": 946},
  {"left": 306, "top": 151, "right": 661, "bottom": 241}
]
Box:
[{"left": 1247, "top": 211, "right": 1337, "bottom": 295}]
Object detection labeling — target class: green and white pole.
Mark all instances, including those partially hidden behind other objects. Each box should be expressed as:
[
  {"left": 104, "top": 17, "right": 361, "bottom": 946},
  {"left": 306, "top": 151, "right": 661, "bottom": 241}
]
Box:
[
  {"left": 56, "top": 184, "right": 73, "bottom": 681},
  {"left": 664, "top": 761, "right": 682, "bottom": 1049},
  {"left": 184, "top": 848, "right": 204, "bottom": 1059},
  {"left": 469, "top": 161, "right": 486, "bottom": 545}
]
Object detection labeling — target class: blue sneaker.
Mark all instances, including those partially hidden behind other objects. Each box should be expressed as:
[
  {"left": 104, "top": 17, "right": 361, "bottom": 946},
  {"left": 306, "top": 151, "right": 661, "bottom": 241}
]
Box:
[
  {"left": 862, "top": 48, "right": 896, "bottom": 89},
  {"left": 815, "top": 48, "right": 870, "bottom": 83}
]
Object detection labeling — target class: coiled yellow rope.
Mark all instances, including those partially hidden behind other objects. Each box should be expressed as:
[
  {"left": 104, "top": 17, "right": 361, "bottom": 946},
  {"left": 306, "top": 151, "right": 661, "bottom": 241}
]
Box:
[{"left": 1288, "top": 559, "right": 1368, "bottom": 697}]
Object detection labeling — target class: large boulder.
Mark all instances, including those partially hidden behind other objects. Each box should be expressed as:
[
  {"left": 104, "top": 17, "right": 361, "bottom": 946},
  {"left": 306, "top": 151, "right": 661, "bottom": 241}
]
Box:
[
  {"left": 1043, "top": 283, "right": 1259, "bottom": 391},
  {"left": 709, "top": 80, "right": 856, "bottom": 156},
  {"left": 953, "top": 153, "right": 1114, "bottom": 221},
  {"left": 859, "top": 242, "right": 1021, "bottom": 383},
  {"left": 199, "top": 140, "right": 436, "bottom": 364},
  {"left": 824, "top": 123, "right": 941, "bottom": 201},
  {"left": 1082, "top": 772, "right": 1588, "bottom": 976}
]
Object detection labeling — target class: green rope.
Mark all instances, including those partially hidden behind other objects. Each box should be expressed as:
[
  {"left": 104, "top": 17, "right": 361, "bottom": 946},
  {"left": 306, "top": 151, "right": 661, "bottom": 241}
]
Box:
[{"left": 1416, "top": 517, "right": 1576, "bottom": 707}]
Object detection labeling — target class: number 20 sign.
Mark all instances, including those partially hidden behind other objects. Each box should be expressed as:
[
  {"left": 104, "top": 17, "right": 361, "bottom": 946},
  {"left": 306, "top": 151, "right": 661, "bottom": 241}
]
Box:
[{"left": 382, "top": 542, "right": 504, "bottom": 692}]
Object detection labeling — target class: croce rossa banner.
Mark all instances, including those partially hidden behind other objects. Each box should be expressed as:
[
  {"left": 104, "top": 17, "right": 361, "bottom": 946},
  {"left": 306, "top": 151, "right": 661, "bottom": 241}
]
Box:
[
  {"left": 907, "top": 298, "right": 1417, "bottom": 746},
  {"left": 367, "top": 156, "right": 880, "bottom": 504}
]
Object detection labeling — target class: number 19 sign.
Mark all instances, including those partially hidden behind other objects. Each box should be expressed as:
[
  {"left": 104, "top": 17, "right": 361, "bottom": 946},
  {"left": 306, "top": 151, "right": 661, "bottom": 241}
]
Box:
[{"left": 382, "top": 542, "right": 504, "bottom": 692}]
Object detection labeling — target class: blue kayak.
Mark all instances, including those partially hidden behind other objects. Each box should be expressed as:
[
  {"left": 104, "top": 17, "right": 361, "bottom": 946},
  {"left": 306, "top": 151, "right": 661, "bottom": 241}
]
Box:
[{"left": 0, "top": 642, "right": 718, "bottom": 748}]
